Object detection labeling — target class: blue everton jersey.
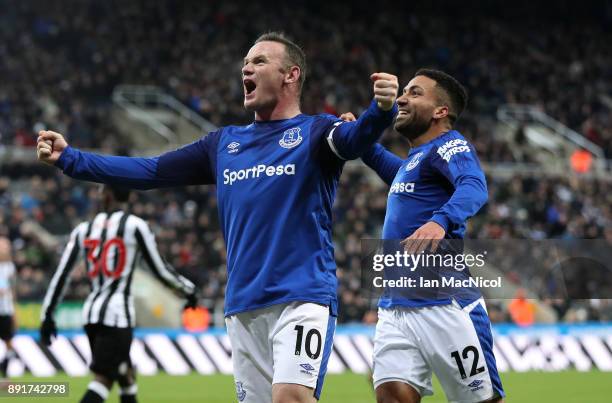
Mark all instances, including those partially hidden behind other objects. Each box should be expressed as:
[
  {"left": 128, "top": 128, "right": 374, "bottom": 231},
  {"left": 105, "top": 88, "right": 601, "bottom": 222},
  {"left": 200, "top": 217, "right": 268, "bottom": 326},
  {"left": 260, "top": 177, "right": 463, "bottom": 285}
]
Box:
[
  {"left": 362, "top": 130, "right": 488, "bottom": 308},
  {"left": 56, "top": 100, "right": 397, "bottom": 316}
]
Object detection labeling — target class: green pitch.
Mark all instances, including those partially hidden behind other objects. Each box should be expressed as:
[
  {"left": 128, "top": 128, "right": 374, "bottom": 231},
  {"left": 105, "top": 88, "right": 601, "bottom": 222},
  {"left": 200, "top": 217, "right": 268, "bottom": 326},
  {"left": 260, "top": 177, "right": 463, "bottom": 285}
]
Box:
[{"left": 5, "top": 371, "right": 610, "bottom": 402}]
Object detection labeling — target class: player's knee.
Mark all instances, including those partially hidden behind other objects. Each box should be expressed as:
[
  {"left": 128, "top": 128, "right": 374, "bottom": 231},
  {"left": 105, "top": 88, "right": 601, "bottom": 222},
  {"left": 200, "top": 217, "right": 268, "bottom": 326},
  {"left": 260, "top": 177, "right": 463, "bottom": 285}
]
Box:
[
  {"left": 376, "top": 381, "right": 421, "bottom": 403},
  {"left": 272, "top": 383, "right": 316, "bottom": 403},
  {"left": 117, "top": 362, "right": 135, "bottom": 387},
  {"left": 93, "top": 373, "right": 113, "bottom": 389}
]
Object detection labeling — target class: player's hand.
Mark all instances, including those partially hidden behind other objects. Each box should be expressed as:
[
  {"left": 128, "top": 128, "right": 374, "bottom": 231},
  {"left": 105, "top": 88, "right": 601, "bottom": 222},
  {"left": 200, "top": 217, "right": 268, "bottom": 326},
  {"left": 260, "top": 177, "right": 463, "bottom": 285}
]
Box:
[
  {"left": 371, "top": 72, "right": 399, "bottom": 111},
  {"left": 37, "top": 130, "right": 68, "bottom": 165},
  {"left": 39, "top": 318, "right": 58, "bottom": 347},
  {"left": 340, "top": 112, "right": 356, "bottom": 122},
  {"left": 401, "top": 221, "right": 446, "bottom": 255},
  {"left": 183, "top": 293, "right": 199, "bottom": 310}
]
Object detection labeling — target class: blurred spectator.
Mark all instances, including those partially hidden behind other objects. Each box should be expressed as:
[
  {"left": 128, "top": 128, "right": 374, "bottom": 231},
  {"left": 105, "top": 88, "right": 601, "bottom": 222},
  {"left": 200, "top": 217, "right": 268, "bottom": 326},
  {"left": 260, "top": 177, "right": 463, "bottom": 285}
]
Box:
[
  {"left": 570, "top": 148, "right": 593, "bottom": 173},
  {"left": 508, "top": 289, "right": 536, "bottom": 327},
  {"left": 0, "top": 0, "right": 610, "bottom": 158}
]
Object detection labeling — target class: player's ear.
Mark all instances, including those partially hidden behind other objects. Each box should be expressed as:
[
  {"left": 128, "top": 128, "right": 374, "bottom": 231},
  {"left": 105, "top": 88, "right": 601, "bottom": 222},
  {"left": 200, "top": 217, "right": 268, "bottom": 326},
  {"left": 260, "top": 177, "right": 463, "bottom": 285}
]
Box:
[
  {"left": 284, "top": 65, "right": 301, "bottom": 85},
  {"left": 433, "top": 105, "right": 449, "bottom": 121}
]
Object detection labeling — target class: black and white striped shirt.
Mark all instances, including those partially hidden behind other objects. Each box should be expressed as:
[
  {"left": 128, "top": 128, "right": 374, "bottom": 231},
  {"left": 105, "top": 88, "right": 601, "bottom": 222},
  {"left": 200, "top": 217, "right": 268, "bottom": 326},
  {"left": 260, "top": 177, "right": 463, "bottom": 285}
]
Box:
[{"left": 41, "top": 211, "right": 195, "bottom": 328}]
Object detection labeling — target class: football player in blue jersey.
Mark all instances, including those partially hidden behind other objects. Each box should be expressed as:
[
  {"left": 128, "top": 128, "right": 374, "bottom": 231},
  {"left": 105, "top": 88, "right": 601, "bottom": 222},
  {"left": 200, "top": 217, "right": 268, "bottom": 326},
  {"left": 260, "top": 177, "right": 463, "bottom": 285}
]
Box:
[
  {"left": 344, "top": 69, "right": 504, "bottom": 403},
  {"left": 36, "top": 32, "right": 398, "bottom": 403}
]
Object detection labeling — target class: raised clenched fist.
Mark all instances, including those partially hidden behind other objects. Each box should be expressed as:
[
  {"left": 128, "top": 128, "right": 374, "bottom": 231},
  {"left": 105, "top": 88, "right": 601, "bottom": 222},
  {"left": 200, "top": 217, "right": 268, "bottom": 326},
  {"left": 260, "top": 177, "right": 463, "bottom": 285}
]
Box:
[
  {"left": 37, "top": 130, "right": 68, "bottom": 165},
  {"left": 371, "top": 72, "right": 399, "bottom": 111}
]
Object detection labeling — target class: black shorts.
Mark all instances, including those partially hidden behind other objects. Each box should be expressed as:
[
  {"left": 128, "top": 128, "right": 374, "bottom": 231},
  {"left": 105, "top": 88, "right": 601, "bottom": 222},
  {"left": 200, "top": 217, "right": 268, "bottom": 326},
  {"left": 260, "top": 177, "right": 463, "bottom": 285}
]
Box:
[
  {"left": 84, "top": 324, "right": 133, "bottom": 380},
  {"left": 0, "top": 315, "right": 14, "bottom": 341}
]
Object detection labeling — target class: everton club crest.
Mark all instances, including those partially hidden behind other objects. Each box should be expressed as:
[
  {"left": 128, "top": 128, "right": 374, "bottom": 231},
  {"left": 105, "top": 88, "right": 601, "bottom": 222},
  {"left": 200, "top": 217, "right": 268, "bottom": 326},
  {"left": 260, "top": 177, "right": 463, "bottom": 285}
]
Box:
[
  {"left": 279, "top": 127, "right": 303, "bottom": 149},
  {"left": 405, "top": 152, "right": 424, "bottom": 171}
]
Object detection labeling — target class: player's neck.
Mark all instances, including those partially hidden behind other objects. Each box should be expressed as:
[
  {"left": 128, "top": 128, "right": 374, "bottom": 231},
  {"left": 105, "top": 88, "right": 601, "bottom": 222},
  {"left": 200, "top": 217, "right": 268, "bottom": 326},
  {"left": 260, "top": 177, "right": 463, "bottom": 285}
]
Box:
[
  {"left": 410, "top": 125, "right": 452, "bottom": 148},
  {"left": 103, "top": 202, "right": 126, "bottom": 213},
  {"left": 254, "top": 100, "right": 301, "bottom": 121}
]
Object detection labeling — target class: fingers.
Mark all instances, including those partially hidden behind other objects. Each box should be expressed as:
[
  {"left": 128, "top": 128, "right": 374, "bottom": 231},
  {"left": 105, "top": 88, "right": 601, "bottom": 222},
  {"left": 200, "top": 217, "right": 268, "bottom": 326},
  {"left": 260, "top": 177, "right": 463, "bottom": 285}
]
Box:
[
  {"left": 373, "top": 78, "right": 399, "bottom": 94},
  {"left": 401, "top": 235, "right": 416, "bottom": 254},
  {"left": 372, "top": 74, "right": 399, "bottom": 92},
  {"left": 430, "top": 238, "right": 441, "bottom": 253},
  {"left": 400, "top": 232, "right": 420, "bottom": 255},
  {"left": 36, "top": 130, "right": 67, "bottom": 162},
  {"left": 37, "top": 132, "right": 53, "bottom": 151},
  {"left": 37, "top": 131, "right": 64, "bottom": 149},
  {"left": 371, "top": 72, "right": 398, "bottom": 82},
  {"left": 37, "top": 130, "right": 63, "bottom": 141},
  {"left": 406, "top": 233, "right": 429, "bottom": 255},
  {"left": 37, "top": 142, "right": 52, "bottom": 159},
  {"left": 373, "top": 88, "right": 399, "bottom": 97},
  {"left": 37, "top": 150, "right": 51, "bottom": 159},
  {"left": 373, "top": 79, "right": 399, "bottom": 89},
  {"left": 37, "top": 138, "right": 53, "bottom": 154},
  {"left": 340, "top": 112, "right": 356, "bottom": 122},
  {"left": 414, "top": 238, "right": 431, "bottom": 255},
  {"left": 400, "top": 225, "right": 444, "bottom": 255},
  {"left": 38, "top": 140, "right": 53, "bottom": 152},
  {"left": 37, "top": 141, "right": 52, "bottom": 153},
  {"left": 374, "top": 94, "right": 396, "bottom": 103},
  {"left": 372, "top": 72, "right": 399, "bottom": 111}
]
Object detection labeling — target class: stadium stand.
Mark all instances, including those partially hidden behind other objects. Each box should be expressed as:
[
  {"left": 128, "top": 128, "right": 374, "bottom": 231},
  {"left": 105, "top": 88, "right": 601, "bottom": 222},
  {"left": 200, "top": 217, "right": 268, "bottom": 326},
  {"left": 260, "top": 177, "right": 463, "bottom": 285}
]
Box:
[{"left": 1, "top": 0, "right": 611, "bottom": 327}]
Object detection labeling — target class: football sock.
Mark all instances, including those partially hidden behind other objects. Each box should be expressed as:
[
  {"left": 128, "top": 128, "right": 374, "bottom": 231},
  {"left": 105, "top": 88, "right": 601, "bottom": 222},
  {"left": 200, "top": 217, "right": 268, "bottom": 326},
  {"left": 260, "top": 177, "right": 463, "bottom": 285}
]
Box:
[
  {"left": 80, "top": 380, "right": 109, "bottom": 403},
  {"left": 0, "top": 350, "right": 16, "bottom": 378},
  {"left": 120, "top": 384, "right": 138, "bottom": 403}
]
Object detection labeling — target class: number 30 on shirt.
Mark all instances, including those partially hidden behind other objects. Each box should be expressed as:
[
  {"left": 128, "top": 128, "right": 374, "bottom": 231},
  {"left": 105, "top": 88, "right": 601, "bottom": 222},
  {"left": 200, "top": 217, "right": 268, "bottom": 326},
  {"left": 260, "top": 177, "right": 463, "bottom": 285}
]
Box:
[{"left": 84, "top": 238, "right": 127, "bottom": 279}]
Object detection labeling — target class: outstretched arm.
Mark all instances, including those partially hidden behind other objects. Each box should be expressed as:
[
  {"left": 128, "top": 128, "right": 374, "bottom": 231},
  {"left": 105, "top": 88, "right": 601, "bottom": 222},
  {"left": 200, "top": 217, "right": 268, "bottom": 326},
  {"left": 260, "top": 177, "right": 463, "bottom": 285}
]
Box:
[
  {"left": 337, "top": 112, "right": 402, "bottom": 186},
  {"left": 37, "top": 130, "right": 219, "bottom": 190},
  {"left": 40, "top": 223, "right": 86, "bottom": 323},
  {"left": 361, "top": 143, "right": 404, "bottom": 186},
  {"left": 326, "top": 73, "right": 398, "bottom": 160},
  {"left": 134, "top": 220, "right": 196, "bottom": 297}
]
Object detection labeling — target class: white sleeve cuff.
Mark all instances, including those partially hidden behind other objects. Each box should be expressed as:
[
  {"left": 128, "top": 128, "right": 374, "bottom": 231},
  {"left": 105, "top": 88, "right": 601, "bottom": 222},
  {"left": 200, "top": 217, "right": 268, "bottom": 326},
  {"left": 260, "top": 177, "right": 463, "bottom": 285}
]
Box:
[{"left": 326, "top": 122, "right": 347, "bottom": 160}]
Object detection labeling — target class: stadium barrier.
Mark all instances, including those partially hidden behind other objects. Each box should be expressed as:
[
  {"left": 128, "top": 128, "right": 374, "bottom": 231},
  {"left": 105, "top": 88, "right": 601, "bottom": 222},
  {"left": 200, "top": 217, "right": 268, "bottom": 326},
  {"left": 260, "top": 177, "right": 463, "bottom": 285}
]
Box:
[{"left": 2, "top": 324, "right": 611, "bottom": 376}]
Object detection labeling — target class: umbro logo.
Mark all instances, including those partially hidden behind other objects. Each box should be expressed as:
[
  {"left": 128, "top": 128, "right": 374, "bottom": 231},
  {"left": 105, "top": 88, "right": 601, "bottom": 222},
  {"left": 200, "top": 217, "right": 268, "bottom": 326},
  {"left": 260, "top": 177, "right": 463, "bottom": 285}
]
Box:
[
  {"left": 467, "top": 379, "right": 484, "bottom": 391},
  {"left": 300, "top": 363, "right": 315, "bottom": 371},
  {"left": 467, "top": 380, "right": 483, "bottom": 388},
  {"left": 299, "top": 363, "right": 315, "bottom": 376},
  {"left": 227, "top": 142, "right": 240, "bottom": 154}
]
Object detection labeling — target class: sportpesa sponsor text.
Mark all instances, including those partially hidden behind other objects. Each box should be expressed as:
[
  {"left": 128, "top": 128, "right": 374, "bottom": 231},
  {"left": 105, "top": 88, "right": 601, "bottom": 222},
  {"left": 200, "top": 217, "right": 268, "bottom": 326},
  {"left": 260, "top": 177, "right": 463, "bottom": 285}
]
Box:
[{"left": 223, "top": 164, "right": 296, "bottom": 185}]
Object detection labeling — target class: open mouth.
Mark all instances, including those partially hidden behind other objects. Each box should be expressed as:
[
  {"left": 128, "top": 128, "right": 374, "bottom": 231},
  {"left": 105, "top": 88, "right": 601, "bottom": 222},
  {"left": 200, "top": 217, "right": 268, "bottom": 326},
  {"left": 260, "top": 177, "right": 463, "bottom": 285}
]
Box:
[{"left": 243, "top": 79, "right": 257, "bottom": 96}]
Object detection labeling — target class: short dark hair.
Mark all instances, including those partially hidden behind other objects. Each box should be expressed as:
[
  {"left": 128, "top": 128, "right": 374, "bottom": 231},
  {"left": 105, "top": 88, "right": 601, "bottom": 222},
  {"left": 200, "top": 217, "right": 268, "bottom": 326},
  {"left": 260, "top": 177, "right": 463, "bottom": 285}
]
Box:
[
  {"left": 108, "top": 185, "right": 131, "bottom": 203},
  {"left": 255, "top": 31, "right": 307, "bottom": 91},
  {"left": 415, "top": 68, "right": 468, "bottom": 124}
]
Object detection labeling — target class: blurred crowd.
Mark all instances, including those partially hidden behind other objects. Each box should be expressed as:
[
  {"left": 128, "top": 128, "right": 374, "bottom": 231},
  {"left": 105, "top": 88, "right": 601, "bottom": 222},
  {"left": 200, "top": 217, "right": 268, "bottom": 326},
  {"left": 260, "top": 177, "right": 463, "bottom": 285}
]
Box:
[
  {"left": 1, "top": 160, "right": 611, "bottom": 324},
  {"left": 1, "top": 0, "right": 611, "bottom": 326},
  {"left": 1, "top": 0, "right": 611, "bottom": 158}
]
